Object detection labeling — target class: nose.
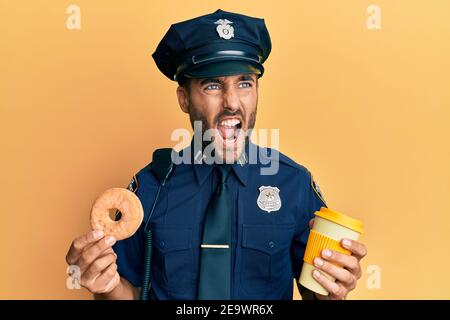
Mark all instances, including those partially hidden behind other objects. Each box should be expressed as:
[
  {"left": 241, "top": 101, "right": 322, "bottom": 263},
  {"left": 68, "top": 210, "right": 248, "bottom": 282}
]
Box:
[{"left": 223, "top": 86, "right": 240, "bottom": 112}]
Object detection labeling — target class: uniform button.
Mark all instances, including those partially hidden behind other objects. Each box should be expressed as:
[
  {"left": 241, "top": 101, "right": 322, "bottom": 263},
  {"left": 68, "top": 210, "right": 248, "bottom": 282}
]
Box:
[
  {"left": 268, "top": 241, "right": 275, "bottom": 248},
  {"left": 159, "top": 241, "right": 165, "bottom": 248}
]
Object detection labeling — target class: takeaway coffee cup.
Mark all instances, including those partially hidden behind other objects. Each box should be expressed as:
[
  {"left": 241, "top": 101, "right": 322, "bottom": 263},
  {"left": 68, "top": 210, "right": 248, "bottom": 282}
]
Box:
[{"left": 299, "top": 207, "right": 363, "bottom": 296}]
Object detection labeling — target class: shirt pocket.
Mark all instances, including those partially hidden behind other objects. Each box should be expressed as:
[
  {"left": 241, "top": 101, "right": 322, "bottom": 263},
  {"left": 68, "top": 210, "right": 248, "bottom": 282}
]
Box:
[
  {"left": 240, "top": 224, "right": 295, "bottom": 296},
  {"left": 153, "top": 225, "right": 196, "bottom": 297}
]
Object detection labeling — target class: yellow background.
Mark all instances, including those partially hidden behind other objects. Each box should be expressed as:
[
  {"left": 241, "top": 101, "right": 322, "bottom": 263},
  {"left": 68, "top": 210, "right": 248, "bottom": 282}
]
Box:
[{"left": 1, "top": 0, "right": 449, "bottom": 299}]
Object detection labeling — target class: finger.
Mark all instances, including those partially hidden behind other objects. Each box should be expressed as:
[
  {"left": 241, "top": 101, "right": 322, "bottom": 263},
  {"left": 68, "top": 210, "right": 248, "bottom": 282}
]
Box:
[
  {"left": 66, "top": 230, "right": 105, "bottom": 265},
  {"left": 312, "top": 269, "right": 346, "bottom": 299},
  {"left": 92, "top": 263, "right": 120, "bottom": 294},
  {"left": 321, "top": 249, "right": 361, "bottom": 277},
  {"left": 82, "top": 234, "right": 117, "bottom": 251},
  {"left": 83, "top": 245, "right": 115, "bottom": 259},
  {"left": 96, "top": 247, "right": 116, "bottom": 259},
  {"left": 313, "top": 257, "right": 355, "bottom": 287},
  {"left": 82, "top": 253, "right": 117, "bottom": 283},
  {"left": 77, "top": 236, "right": 116, "bottom": 271},
  {"left": 309, "top": 218, "right": 315, "bottom": 229},
  {"left": 341, "top": 239, "right": 367, "bottom": 260},
  {"left": 103, "top": 271, "right": 121, "bottom": 294}
]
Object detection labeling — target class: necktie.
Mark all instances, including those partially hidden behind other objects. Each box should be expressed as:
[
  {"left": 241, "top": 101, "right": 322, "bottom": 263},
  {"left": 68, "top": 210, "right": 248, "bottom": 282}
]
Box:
[{"left": 197, "top": 165, "right": 232, "bottom": 300}]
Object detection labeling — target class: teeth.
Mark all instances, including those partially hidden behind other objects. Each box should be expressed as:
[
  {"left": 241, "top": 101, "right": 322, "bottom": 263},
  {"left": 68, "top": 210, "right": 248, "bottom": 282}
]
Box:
[{"left": 220, "top": 119, "right": 240, "bottom": 127}]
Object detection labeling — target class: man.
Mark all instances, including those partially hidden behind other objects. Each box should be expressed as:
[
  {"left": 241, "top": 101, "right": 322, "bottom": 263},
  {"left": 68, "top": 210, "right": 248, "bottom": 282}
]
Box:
[{"left": 65, "top": 9, "right": 367, "bottom": 300}]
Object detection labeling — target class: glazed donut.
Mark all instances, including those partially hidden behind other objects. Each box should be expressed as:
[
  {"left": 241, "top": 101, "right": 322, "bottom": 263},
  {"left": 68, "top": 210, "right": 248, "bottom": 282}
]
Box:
[{"left": 90, "top": 188, "right": 144, "bottom": 241}]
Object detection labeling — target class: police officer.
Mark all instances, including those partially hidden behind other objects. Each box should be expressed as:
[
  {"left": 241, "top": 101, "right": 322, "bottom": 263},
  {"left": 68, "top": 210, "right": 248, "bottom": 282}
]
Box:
[{"left": 66, "top": 9, "right": 367, "bottom": 300}]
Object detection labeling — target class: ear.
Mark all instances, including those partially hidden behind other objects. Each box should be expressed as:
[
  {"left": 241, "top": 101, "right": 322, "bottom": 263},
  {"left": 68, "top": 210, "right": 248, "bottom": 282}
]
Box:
[{"left": 176, "top": 86, "right": 189, "bottom": 114}]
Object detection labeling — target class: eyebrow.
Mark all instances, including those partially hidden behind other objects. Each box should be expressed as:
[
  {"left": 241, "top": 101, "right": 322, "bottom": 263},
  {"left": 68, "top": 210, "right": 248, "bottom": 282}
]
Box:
[
  {"left": 238, "top": 75, "right": 255, "bottom": 82},
  {"left": 200, "top": 78, "right": 222, "bottom": 86},
  {"left": 199, "top": 75, "right": 255, "bottom": 86}
]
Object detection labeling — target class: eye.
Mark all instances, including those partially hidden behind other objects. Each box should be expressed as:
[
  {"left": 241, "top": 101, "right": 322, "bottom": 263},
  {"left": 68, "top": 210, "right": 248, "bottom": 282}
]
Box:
[
  {"left": 239, "top": 82, "right": 252, "bottom": 88},
  {"left": 205, "top": 84, "right": 220, "bottom": 90}
]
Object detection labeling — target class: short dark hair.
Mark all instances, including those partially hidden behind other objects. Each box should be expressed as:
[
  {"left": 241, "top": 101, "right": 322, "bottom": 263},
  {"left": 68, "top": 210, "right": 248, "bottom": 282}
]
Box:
[{"left": 177, "top": 76, "right": 191, "bottom": 91}]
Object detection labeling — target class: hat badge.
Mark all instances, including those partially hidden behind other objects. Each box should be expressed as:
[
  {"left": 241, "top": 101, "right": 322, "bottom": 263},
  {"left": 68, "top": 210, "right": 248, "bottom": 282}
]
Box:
[
  {"left": 257, "top": 186, "right": 281, "bottom": 213},
  {"left": 214, "top": 19, "right": 234, "bottom": 40}
]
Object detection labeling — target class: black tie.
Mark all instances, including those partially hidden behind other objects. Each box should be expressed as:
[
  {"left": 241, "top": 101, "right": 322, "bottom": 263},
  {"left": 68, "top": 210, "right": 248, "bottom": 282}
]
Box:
[{"left": 197, "top": 165, "right": 232, "bottom": 299}]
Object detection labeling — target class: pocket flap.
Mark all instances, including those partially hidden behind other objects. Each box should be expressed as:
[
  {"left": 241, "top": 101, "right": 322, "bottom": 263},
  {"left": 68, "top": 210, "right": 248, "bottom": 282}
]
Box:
[
  {"left": 153, "top": 226, "right": 192, "bottom": 253},
  {"left": 242, "top": 224, "right": 294, "bottom": 255}
]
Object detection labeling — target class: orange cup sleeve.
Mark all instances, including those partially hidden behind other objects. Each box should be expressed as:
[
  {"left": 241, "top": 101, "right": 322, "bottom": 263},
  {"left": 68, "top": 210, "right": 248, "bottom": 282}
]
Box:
[{"left": 303, "top": 229, "right": 351, "bottom": 266}]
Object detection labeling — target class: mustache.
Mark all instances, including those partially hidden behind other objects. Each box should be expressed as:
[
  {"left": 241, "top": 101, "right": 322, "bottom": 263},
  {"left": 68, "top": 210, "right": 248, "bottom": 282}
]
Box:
[{"left": 214, "top": 110, "right": 244, "bottom": 124}]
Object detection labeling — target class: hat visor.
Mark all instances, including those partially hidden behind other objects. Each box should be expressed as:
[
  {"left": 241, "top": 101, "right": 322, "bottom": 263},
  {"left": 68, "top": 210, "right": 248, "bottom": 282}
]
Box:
[{"left": 183, "top": 61, "right": 262, "bottom": 79}]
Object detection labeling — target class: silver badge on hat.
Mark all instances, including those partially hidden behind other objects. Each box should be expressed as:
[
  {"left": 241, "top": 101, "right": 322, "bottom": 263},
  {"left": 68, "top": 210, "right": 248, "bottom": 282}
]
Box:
[
  {"left": 215, "top": 19, "right": 234, "bottom": 40},
  {"left": 257, "top": 186, "right": 281, "bottom": 213}
]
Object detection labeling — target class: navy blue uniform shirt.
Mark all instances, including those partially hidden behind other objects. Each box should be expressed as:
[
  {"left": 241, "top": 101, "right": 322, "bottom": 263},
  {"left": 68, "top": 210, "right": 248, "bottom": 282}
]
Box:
[{"left": 113, "top": 141, "right": 326, "bottom": 299}]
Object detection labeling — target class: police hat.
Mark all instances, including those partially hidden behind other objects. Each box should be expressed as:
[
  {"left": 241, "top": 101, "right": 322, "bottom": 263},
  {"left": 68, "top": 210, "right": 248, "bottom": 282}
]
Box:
[{"left": 152, "top": 9, "right": 272, "bottom": 82}]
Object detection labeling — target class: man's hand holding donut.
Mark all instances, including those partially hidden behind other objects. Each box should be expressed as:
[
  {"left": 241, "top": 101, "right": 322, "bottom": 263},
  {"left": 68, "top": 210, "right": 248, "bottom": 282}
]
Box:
[{"left": 66, "top": 230, "right": 138, "bottom": 299}]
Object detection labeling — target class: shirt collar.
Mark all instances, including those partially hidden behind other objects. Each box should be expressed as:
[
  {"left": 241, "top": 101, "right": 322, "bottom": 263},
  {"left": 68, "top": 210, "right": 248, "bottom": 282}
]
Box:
[{"left": 188, "top": 136, "right": 250, "bottom": 187}]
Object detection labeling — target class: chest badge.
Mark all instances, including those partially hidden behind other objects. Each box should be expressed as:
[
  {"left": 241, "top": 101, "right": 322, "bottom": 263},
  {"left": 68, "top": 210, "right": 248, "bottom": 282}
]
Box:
[
  {"left": 257, "top": 186, "right": 281, "bottom": 213},
  {"left": 215, "top": 19, "right": 234, "bottom": 40}
]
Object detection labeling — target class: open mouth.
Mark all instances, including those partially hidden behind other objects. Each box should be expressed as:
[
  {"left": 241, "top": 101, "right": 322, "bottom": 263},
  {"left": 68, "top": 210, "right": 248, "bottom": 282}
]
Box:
[{"left": 217, "top": 118, "right": 242, "bottom": 144}]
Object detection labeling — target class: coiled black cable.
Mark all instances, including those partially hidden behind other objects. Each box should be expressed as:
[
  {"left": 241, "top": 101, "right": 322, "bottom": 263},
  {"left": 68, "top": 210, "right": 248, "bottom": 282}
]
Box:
[
  {"left": 140, "top": 229, "right": 153, "bottom": 300},
  {"left": 140, "top": 185, "right": 162, "bottom": 300},
  {"left": 140, "top": 149, "right": 173, "bottom": 300}
]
